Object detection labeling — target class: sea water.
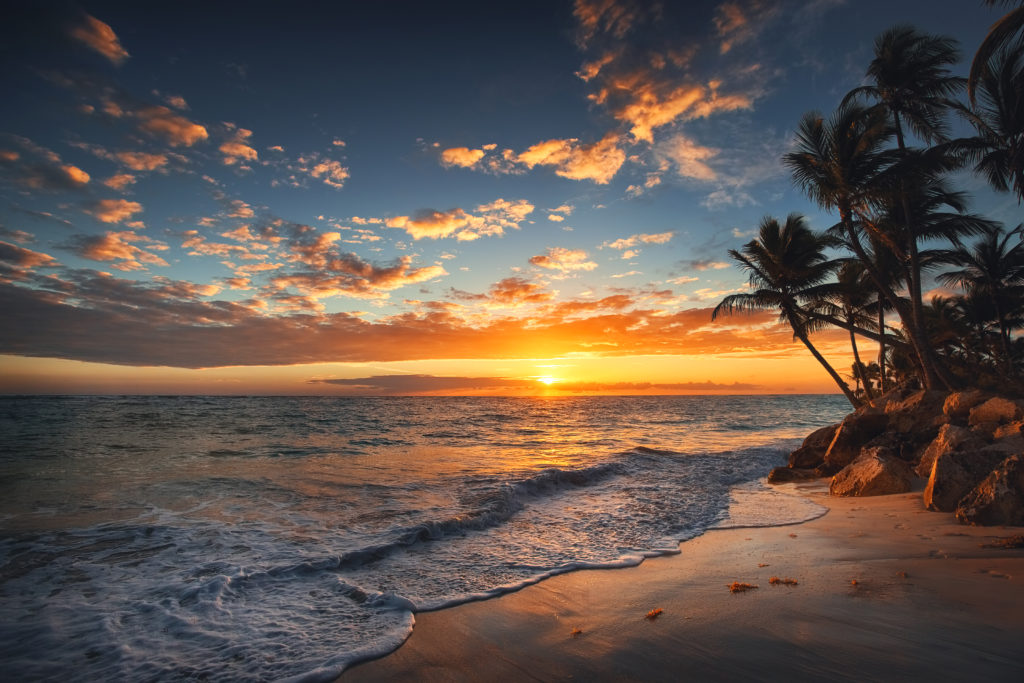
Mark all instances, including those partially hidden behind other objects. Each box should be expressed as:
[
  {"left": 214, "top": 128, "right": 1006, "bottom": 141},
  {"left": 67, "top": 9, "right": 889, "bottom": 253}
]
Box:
[{"left": 0, "top": 394, "right": 848, "bottom": 681}]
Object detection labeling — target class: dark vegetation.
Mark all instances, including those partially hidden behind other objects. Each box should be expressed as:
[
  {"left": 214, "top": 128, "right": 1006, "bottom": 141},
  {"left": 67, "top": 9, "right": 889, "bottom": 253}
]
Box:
[{"left": 714, "top": 2, "right": 1024, "bottom": 408}]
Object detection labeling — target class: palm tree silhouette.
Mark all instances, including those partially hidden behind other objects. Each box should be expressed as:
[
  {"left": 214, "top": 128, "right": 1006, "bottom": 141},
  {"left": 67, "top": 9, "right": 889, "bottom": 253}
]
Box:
[
  {"left": 969, "top": 0, "right": 1024, "bottom": 105},
  {"left": 712, "top": 214, "right": 861, "bottom": 407}
]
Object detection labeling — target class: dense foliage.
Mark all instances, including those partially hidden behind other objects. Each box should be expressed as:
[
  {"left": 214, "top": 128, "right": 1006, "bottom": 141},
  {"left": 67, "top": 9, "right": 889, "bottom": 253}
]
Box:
[{"left": 715, "top": 5, "right": 1024, "bottom": 407}]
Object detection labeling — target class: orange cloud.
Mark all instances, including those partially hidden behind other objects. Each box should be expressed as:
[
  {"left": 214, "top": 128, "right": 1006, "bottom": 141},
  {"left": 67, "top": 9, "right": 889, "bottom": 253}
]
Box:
[
  {"left": 574, "top": 0, "right": 639, "bottom": 46},
  {"left": 0, "top": 241, "right": 58, "bottom": 269},
  {"left": 135, "top": 105, "right": 208, "bottom": 147},
  {"left": 271, "top": 254, "right": 447, "bottom": 300},
  {"left": 1, "top": 137, "right": 91, "bottom": 190},
  {"left": 67, "top": 231, "right": 169, "bottom": 271},
  {"left": 604, "top": 231, "right": 674, "bottom": 250},
  {"left": 516, "top": 133, "right": 625, "bottom": 184},
  {"left": 84, "top": 199, "right": 143, "bottom": 224},
  {"left": 220, "top": 127, "right": 258, "bottom": 166},
  {"left": 387, "top": 199, "right": 534, "bottom": 241},
  {"left": 103, "top": 173, "right": 136, "bottom": 190},
  {"left": 440, "top": 147, "right": 486, "bottom": 168},
  {"left": 659, "top": 134, "right": 719, "bottom": 180},
  {"left": 529, "top": 247, "right": 597, "bottom": 272},
  {"left": 68, "top": 14, "right": 129, "bottom": 65}
]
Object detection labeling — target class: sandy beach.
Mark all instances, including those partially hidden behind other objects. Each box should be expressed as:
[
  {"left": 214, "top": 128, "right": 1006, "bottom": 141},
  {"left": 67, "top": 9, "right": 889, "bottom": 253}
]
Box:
[{"left": 344, "top": 481, "right": 1024, "bottom": 681}]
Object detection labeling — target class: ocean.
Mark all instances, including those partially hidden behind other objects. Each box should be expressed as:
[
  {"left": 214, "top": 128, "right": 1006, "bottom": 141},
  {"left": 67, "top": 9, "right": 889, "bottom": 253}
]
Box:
[{"left": 0, "top": 394, "right": 848, "bottom": 681}]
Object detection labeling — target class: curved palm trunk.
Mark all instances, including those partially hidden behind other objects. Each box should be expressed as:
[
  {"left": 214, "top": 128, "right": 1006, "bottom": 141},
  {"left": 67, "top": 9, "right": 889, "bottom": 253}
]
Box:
[
  {"left": 848, "top": 322, "right": 876, "bottom": 400},
  {"left": 878, "top": 305, "right": 888, "bottom": 393},
  {"left": 787, "top": 306, "right": 861, "bottom": 407}
]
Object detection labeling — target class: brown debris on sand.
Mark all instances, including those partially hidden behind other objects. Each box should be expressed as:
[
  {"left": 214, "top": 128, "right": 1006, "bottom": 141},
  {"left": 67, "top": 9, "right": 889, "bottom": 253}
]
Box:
[
  {"left": 570, "top": 627, "right": 583, "bottom": 638},
  {"left": 728, "top": 582, "right": 758, "bottom": 593},
  {"left": 645, "top": 608, "right": 663, "bottom": 620},
  {"left": 981, "top": 535, "right": 1024, "bottom": 549},
  {"left": 769, "top": 576, "right": 798, "bottom": 586}
]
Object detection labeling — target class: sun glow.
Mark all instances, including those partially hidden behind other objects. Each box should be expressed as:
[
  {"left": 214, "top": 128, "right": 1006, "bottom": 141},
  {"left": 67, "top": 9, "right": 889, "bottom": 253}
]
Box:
[{"left": 536, "top": 376, "right": 560, "bottom": 385}]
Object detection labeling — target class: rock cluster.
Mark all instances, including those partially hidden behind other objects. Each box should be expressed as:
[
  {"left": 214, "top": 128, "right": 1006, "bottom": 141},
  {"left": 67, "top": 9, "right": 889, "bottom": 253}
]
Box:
[{"left": 768, "top": 387, "right": 1024, "bottom": 527}]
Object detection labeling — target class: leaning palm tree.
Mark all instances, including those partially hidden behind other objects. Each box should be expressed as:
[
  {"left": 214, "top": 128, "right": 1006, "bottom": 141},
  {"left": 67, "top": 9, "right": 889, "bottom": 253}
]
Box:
[
  {"left": 842, "top": 26, "right": 965, "bottom": 388},
  {"left": 833, "top": 260, "right": 878, "bottom": 400},
  {"left": 969, "top": 0, "right": 1024, "bottom": 105},
  {"left": 784, "top": 103, "right": 952, "bottom": 390},
  {"left": 953, "top": 43, "right": 1024, "bottom": 202},
  {"left": 936, "top": 223, "right": 1024, "bottom": 372},
  {"left": 712, "top": 214, "right": 861, "bottom": 407}
]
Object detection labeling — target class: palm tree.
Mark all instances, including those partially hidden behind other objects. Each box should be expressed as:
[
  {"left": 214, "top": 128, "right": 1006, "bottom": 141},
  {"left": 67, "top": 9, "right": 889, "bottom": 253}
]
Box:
[
  {"left": 712, "top": 214, "right": 861, "bottom": 407},
  {"left": 842, "top": 26, "right": 965, "bottom": 389},
  {"left": 969, "top": 0, "right": 1024, "bottom": 105},
  {"left": 833, "top": 260, "right": 877, "bottom": 400},
  {"left": 784, "top": 103, "right": 951, "bottom": 390},
  {"left": 936, "top": 223, "right": 1024, "bottom": 372},
  {"left": 953, "top": 43, "right": 1024, "bottom": 202}
]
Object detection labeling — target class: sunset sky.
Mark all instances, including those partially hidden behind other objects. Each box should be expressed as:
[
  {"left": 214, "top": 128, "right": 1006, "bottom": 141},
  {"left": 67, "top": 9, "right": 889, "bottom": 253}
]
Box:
[{"left": 0, "top": 1, "right": 1017, "bottom": 395}]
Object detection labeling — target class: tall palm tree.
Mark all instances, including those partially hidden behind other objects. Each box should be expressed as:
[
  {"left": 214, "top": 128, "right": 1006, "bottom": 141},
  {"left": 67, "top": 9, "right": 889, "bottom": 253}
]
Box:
[
  {"left": 712, "top": 214, "right": 861, "bottom": 407},
  {"left": 842, "top": 26, "right": 965, "bottom": 389},
  {"left": 969, "top": 0, "right": 1024, "bottom": 105},
  {"left": 833, "top": 260, "right": 877, "bottom": 400},
  {"left": 953, "top": 43, "right": 1024, "bottom": 202},
  {"left": 784, "top": 103, "right": 951, "bottom": 390},
  {"left": 936, "top": 223, "right": 1024, "bottom": 372}
]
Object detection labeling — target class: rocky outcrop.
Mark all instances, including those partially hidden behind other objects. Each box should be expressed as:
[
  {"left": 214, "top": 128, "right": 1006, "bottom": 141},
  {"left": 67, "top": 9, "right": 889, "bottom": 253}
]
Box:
[
  {"left": 968, "top": 397, "right": 1022, "bottom": 429},
  {"left": 829, "top": 447, "right": 914, "bottom": 497},
  {"left": 767, "top": 466, "right": 820, "bottom": 483},
  {"left": 923, "top": 449, "right": 1008, "bottom": 512},
  {"left": 915, "top": 424, "right": 987, "bottom": 478},
  {"left": 956, "top": 455, "right": 1024, "bottom": 526},
  {"left": 788, "top": 423, "right": 840, "bottom": 469},
  {"left": 943, "top": 389, "right": 987, "bottom": 423},
  {"left": 822, "top": 412, "right": 890, "bottom": 474}
]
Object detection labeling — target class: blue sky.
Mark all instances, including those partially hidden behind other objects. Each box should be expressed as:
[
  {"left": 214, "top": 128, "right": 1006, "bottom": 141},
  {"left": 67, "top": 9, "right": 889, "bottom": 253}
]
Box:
[{"left": 0, "top": 0, "right": 1017, "bottom": 394}]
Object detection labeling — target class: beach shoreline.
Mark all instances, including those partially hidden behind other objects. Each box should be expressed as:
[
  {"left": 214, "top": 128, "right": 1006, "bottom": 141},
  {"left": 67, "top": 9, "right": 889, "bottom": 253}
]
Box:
[{"left": 343, "top": 480, "right": 1024, "bottom": 681}]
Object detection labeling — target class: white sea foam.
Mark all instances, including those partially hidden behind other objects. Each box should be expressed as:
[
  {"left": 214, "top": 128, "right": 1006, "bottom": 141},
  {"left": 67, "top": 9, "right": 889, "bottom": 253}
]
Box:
[{"left": 0, "top": 395, "right": 849, "bottom": 680}]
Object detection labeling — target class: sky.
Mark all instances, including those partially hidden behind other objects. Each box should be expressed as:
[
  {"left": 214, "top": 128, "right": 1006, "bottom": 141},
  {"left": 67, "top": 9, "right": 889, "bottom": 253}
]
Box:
[{"left": 0, "top": 0, "right": 1018, "bottom": 396}]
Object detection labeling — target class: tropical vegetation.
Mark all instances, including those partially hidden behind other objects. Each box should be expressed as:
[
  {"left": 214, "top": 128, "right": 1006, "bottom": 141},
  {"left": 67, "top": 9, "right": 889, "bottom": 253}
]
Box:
[{"left": 714, "top": 7, "right": 1024, "bottom": 408}]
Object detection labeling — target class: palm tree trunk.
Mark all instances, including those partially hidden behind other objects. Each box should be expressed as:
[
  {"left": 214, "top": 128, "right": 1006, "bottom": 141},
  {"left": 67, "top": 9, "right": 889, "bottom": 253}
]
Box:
[
  {"left": 878, "top": 305, "right": 887, "bottom": 393},
  {"left": 790, "top": 320, "right": 861, "bottom": 408},
  {"left": 849, "top": 323, "right": 876, "bottom": 400}
]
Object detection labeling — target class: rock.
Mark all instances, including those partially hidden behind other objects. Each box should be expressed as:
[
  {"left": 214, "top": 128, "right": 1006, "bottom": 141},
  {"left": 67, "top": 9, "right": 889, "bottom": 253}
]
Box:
[
  {"left": 993, "top": 421, "right": 1024, "bottom": 440},
  {"left": 788, "top": 423, "right": 839, "bottom": 469},
  {"left": 968, "top": 397, "right": 1021, "bottom": 428},
  {"left": 829, "top": 447, "right": 914, "bottom": 497},
  {"left": 888, "top": 390, "right": 949, "bottom": 436},
  {"left": 823, "top": 412, "right": 890, "bottom": 472},
  {"left": 915, "top": 424, "right": 986, "bottom": 478},
  {"left": 767, "top": 466, "right": 821, "bottom": 483},
  {"left": 923, "top": 448, "right": 1008, "bottom": 512},
  {"left": 943, "top": 389, "right": 988, "bottom": 423},
  {"left": 955, "top": 455, "right": 1024, "bottom": 526}
]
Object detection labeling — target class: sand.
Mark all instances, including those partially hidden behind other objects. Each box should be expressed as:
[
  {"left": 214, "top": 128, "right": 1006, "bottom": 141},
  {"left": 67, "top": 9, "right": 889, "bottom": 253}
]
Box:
[{"left": 343, "top": 481, "right": 1024, "bottom": 681}]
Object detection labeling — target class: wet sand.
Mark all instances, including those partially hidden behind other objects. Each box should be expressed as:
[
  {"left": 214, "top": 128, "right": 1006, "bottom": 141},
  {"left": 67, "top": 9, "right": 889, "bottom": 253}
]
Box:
[{"left": 343, "top": 481, "right": 1024, "bottom": 681}]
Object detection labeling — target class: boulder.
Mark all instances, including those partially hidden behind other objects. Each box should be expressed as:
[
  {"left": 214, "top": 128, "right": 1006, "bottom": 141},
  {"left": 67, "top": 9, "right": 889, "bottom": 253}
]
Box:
[
  {"left": 993, "top": 421, "right": 1024, "bottom": 440},
  {"left": 767, "top": 466, "right": 821, "bottom": 484},
  {"left": 923, "top": 448, "right": 1008, "bottom": 512},
  {"left": 915, "top": 424, "right": 986, "bottom": 478},
  {"left": 823, "top": 412, "right": 890, "bottom": 472},
  {"left": 968, "top": 397, "right": 1021, "bottom": 428},
  {"left": 788, "top": 423, "right": 840, "bottom": 469},
  {"left": 955, "top": 454, "right": 1024, "bottom": 526},
  {"left": 829, "top": 447, "right": 914, "bottom": 497},
  {"left": 942, "top": 389, "right": 988, "bottom": 423},
  {"left": 888, "top": 390, "right": 949, "bottom": 436}
]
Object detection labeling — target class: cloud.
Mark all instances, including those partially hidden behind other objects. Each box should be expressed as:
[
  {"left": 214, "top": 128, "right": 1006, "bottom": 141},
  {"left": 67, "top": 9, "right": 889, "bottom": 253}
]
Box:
[
  {"left": 0, "top": 241, "right": 58, "bottom": 269},
  {"left": 714, "top": 1, "right": 778, "bottom": 55},
  {"left": 657, "top": 134, "right": 719, "bottom": 181},
  {"left": 65, "top": 231, "right": 169, "bottom": 271},
  {"left": 574, "top": 0, "right": 640, "bottom": 46},
  {"left": 0, "top": 275, "right": 814, "bottom": 369},
  {"left": 84, "top": 199, "right": 143, "bottom": 224},
  {"left": 667, "top": 275, "right": 700, "bottom": 285},
  {"left": 529, "top": 247, "right": 597, "bottom": 272},
  {"left": 603, "top": 232, "right": 674, "bottom": 250},
  {"left": 270, "top": 254, "right": 447, "bottom": 300},
  {"left": 680, "top": 259, "right": 731, "bottom": 271},
  {"left": 103, "top": 173, "right": 136, "bottom": 190},
  {"left": 487, "top": 277, "right": 555, "bottom": 305},
  {"left": 386, "top": 199, "right": 534, "bottom": 241},
  {"left": 0, "top": 137, "right": 90, "bottom": 190},
  {"left": 68, "top": 14, "right": 129, "bottom": 65},
  {"left": 547, "top": 214, "right": 565, "bottom": 222},
  {"left": 134, "top": 105, "right": 208, "bottom": 147},
  {"left": 516, "top": 133, "right": 625, "bottom": 184},
  {"left": 312, "top": 374, "right": 538, "bottom": 394},
  {"left": 441, "top": 147, "right": 487, "bottom": 168},
  {"left": 220, "top": 126, "right": 259, "bottom": 166},
  {"left": 286, "top": 152, "right": 349, "bottom": 189}
]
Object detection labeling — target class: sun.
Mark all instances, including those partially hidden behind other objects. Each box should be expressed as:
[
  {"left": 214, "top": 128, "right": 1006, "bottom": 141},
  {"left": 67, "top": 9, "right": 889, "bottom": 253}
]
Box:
[{"left": 536, "top": 376, "right": 560, "bottom": 385}]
